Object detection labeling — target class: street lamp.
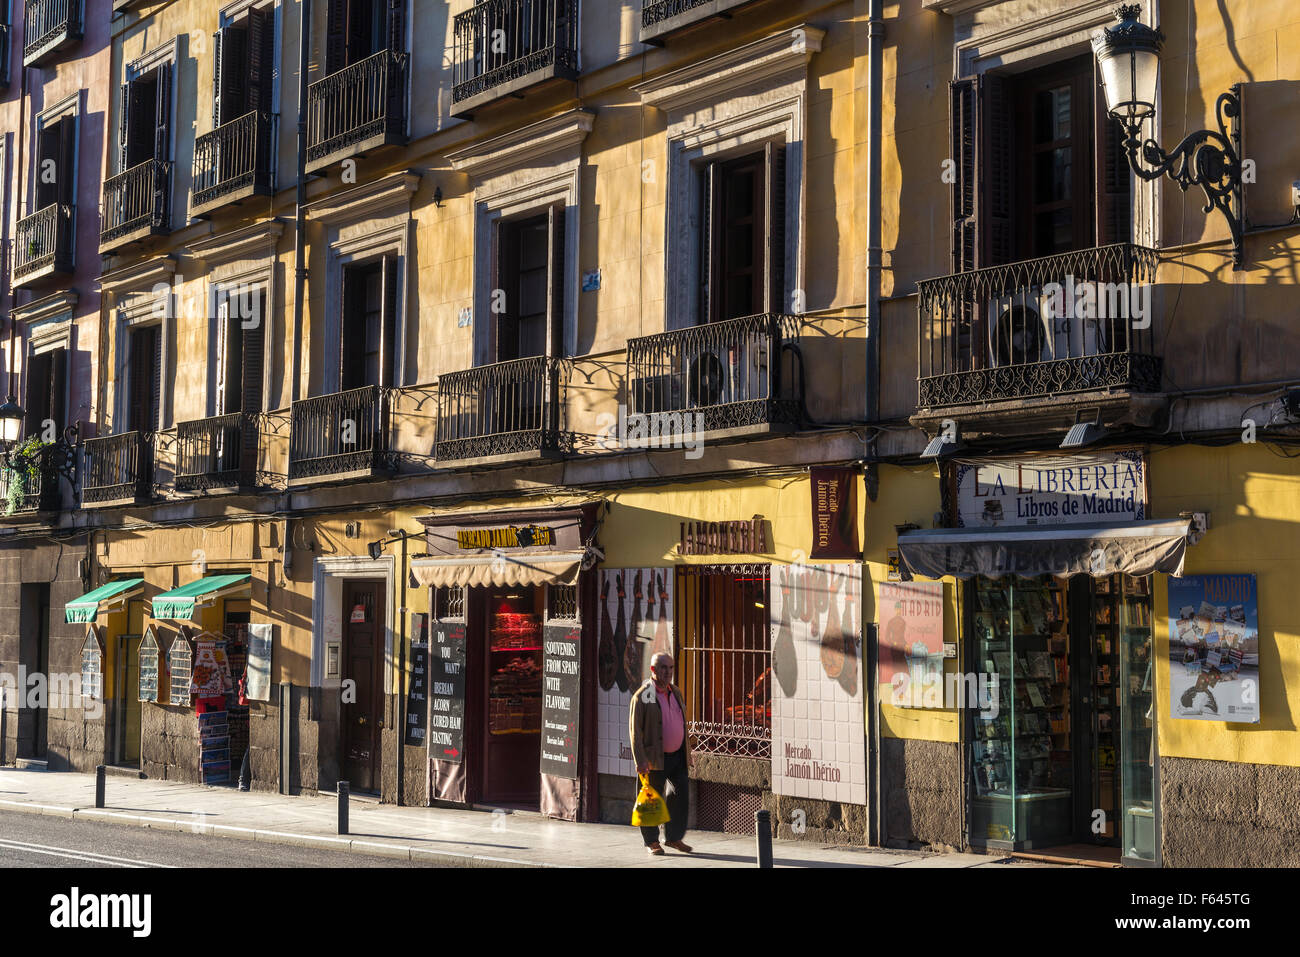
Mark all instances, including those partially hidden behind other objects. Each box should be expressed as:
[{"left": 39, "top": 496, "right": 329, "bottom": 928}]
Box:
[
  {"left": 1093, "top": 4, "right": 1244, "bottom": 267},
  {"left": 0, "top": 395, "right": 24, "bottom": 445}
]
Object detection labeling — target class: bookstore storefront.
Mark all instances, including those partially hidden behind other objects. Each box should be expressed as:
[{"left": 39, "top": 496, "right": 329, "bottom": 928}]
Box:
[
  {"left": 898, "top": 451, "right": 1191, "bottom": 865},
  {"left": 412, "top": 505, "right": 602, "bottom": 821}
]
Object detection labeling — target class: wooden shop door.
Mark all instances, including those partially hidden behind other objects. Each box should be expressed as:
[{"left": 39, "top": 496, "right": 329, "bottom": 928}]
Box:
[{"left": 342, "top": 579, "right": 385, "bottom": 793}]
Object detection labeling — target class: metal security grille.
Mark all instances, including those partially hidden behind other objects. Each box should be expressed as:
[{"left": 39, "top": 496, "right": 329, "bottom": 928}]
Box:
[
  {"left": 435, "top": 586, "right": 465, "bottom": 620},
  {"left": 695, "top": 781, "right": 763, "bottom": 835},
  {"left": 676, "top": 564, "right": 771, "bottom": 759},
  {"left": 547, "top": 584, "right": 577, "bottom": 621}
]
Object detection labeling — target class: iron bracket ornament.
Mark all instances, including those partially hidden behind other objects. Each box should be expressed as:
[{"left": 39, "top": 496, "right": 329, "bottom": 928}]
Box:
[{"left": 1120, "top": 84, "right": 1244, "bottom": 268}]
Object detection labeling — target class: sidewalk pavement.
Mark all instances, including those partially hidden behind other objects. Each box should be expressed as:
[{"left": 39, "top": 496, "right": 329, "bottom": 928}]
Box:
[{"left": 0, "top": 766, "right": 1054, "bottom": 868}]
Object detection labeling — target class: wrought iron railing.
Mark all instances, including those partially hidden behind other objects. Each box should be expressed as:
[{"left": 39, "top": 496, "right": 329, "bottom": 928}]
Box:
[
  {"left": 23, "top": 0, "right": 82, "bottom": 63},
  {"left": 916, "top": 243, "right": 1162, "bottom": 408},
  {"left": 642, "top": 0, "right": 733, "bottom": 28},
  {"left": 13, "top": 203, "right": 74, "bottom": 281},
  {"left": 626, "top": 313, "right": 802, "bottom": 434},
  {"left": 82, "top": 432, "right": 152, "bottom": 505},
  {"left": 452, "top": 0, "right": 578, "bottom": 104},
  {"left": 306, "top": 50, "right": 407, "bottom": 166},
  {"left": 101, "top": 160, "right": 171, "bottom": 246},
  {"left": 192, "top": 111, "right": 273, "bottom": 211},
  {"left": 435, "top": 356, "right": 572, "bottom": 461},
  {"left": 288, "top": 386, "right": 387, "bottom": 480},
  {"left": 175, "top": 413, "right": 258, "bottom": 491},
  {"left": 0, "top": 448, "right": 60, "bottom": 514}
]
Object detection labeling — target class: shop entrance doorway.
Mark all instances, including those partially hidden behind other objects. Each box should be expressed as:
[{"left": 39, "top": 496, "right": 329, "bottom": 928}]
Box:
[
  {"left": 967, "top": 573, "right": 1154, "bottom": 861},
  {"left": 18, "top": 584, "right": 51, "bottom": 759},
  {"left": 341, "top": 579, "right": 385, "bottom": 793},
  {"left": 480, "top": 586, "right": 544, "bottom": 808}
]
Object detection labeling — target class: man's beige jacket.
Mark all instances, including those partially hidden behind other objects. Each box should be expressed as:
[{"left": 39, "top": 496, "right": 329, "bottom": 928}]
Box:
[{"left": 628, "top": 678, "right": 692, "bottom": 772}]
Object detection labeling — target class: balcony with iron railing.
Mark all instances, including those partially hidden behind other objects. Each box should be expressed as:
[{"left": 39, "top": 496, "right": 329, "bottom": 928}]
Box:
[
  {"left": 175, "top": 413, "right": 261, "bottom": 493},
  {"left": 13, "top": 203, "right": 74, "bottom": 287},
  {"left": 0, "top": 447, "right": 62, "bottom": 516},
  {"left": 23, "top": 0, "right": 83, "bottom": 68},
  {"left": 305, "top": 49, "right": 408, "bottom": 174},
  {"left": 81, "top": 432, "right": 153, "bottom": 507},
  {"left": 450, "top": 0, "right": 579, "bottom": 117},
  {"left": 913, "top": 244, "right": 1163, "bottom": 429},
  {"left": 191, "top": 111, "right": 275, "bottom": 218},
  {"left": 626, "top": 313, "right": 803, "bottom": 439},
  {"left": 639, "top": 0, "right": 766, "bottom": 44},
  {"left": 435, "top": 356, "right": 572, "bottom": 465},
  {"left": 288, "top": 385, "right": 390, "bottom": 485},
  {"left": 100, "top": 159, "right": 171, "bottom": 253}
]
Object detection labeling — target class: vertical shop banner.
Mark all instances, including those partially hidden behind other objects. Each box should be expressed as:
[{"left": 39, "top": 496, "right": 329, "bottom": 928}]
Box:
[
  {"left": 877, "top": 581, "right": 945, "bottom": 707},
  {"left": 427, "top": 622, "right": 467, "bottom": 761},
  {"left": 1168, "top": 575, "right": 1260, "bottom": 722},
  {"left": 540, "top": 623, "right": 582, "bottom": 778},
  {"left": 770, "top": 564, "right": 867, "bottom": 805},
  {"left": 404, "top": 613, "right": 430, "bottom": 746},
  {"left": 245, "top": 623, "right": 272, "bottom": 702},
  {"left": 597, "top": 568, "right": 674, "bottom": 776},
  {"left": 810, "top": 466, "right": 858, "bottom": 558},
  {"left": 189, "top": 634, "right": 234, "bottom": 698}
]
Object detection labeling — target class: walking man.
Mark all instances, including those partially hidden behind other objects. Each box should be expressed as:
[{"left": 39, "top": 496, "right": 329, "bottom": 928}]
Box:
[{"left": 629, "top": 652, "right": 693, "bottom": 856}]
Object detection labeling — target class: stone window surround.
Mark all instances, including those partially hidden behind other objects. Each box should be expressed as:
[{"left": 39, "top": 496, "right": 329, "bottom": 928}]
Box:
[
  {"left": 189, "top": 220, "right": 286, "bottom": 415},
  {"left": 941, "top": 0, "right": 1159, "bottom": 248},
  {"left": 633, "top": 25, "right": 824, "bottom": 330},
  {"left": 18, "top": 292, "right": 78, "bottom": 436},
  {"left": 311, "top": 554, "right": 396, "bottom": 693},
  {"left": 30, "top": 92, "right": 82, "bottom": 266},
  {"left": 306, "top": 171, "right": 419, "bottom": 393},
  {"left": 101, "top": 257, "right": 179, "bottom": 434},
  {"left": 446, "top": 109, "right": 592, "bottom": 366}
]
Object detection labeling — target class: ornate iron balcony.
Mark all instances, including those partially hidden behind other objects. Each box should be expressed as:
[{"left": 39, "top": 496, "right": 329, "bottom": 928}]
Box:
[
  {"left": 288, "top": 386, "right": 389, "bottom": 482},
  {"left": 916, "top": 243, "right": 1163, "bottom": 410},
  {"left": 175, "top": 413, "right": 259, "bottom": 492},
  {"left": 640, "top": 0, "right": 761, "bottom": 41},
  {"left": 191, "top": 111, "right": 274, "bottom": 217},
  {"left": 100, "top": 159, "right": 171, "bottom": 251},
  {"left": 451, "top": 0, "right": 578, "bottom": 112},
  {"left": 13, "top": 203, "right": 74, "bottom": 285},
  {"left": 82, "top": 432, "right": 153, "bottom": 507},
  {"left": 0, "top": 446, "right": 61, "bottom": 515},
  {"left": 627, "top": 313, "right": 802, "bottom": 434},
  {"left": 23, "top": 0, "right": 83, "bottom": 67},
  {"left": 436, "top": 356, "right": 572, "bottom": 463},
  {"left": 306, "top": 50, "right": 408, "bottom": 173}
]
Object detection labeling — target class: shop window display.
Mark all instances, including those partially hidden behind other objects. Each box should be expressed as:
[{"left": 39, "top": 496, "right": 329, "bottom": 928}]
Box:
[{"left": 484, "top": 587, "right": 544, "bottom": 804}]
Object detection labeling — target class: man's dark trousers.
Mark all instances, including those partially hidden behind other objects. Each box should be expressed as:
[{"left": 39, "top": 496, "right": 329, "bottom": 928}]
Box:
[{"left": 640, "top": 746, "right": 688, "bottom": 846}]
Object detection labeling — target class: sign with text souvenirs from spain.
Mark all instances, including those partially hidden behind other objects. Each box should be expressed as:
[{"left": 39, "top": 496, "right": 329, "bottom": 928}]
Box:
[
  {"left": 246, "top": 623, "right": 272, "bottom": 702},
  {"left": 540, "top": 623, "right": 582, "bottom": 778},
  {"left": 1168, "top": 575, "right": 1260, "bottom": 723},
  {"left": 404, "top": 613, "right": 430, "bottom": 747},
  {"left": 427, "top": 622, "right": 467, "bottom": 762},
  {"left": 770, "top": 564, "right": 866, "bottom": 805},
  {"left": 954, "top": 450, "right": 1147, "bottom": 527},
  {"left": 877, "top": 581, "right": 945, "bottom": 708},
  {"left": 810, "top": 466, "right": 858, "bottom": 559}
]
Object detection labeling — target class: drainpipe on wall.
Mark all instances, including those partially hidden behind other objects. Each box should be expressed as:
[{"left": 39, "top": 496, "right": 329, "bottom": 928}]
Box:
[
  {"left": 290, "top": 0, "right": 312, "bottom": 404},
  {"left": 864, "top": 0, "right": 885, "bottom": 849}
]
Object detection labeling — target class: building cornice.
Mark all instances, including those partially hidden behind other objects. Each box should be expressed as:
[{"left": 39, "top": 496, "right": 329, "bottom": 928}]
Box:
[
  {"left": 186, "top": 219, "right": 286, "bottom": 265},
  {"left": 304, "top": 171, "right": 421, "bottom": 226},
  {"left": 99, "top": 256, "right": 178, "bottom": 295},
  {"left": 446, "top": 110, "right": 594, "bottom": 180},
  {"left": 633, "top": 25, "right": 825, "bottom": 113},
  {"left": 13, "top": 290, "right": 79, "bottom": 326}
]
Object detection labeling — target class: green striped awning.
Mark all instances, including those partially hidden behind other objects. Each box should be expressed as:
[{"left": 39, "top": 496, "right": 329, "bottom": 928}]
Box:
[
  {"left": 65, "top": 578, "right": 146, "bottom": 624},
  {"left": 150, "top": 574, "right": 252, "bottom": 621}
]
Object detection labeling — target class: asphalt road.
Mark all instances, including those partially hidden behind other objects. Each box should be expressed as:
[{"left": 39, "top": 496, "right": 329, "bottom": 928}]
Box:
[{"left": 0, "top": 809, "right": 429, "bottom": 867}]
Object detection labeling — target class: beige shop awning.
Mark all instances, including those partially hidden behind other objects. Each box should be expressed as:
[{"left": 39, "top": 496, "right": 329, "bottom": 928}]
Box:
[
  {"left": 410, "top": 551, "right": 586, "bottom": 589},
  {"left": 897, "top": 519, "right": 1192, "bottom": 580}
]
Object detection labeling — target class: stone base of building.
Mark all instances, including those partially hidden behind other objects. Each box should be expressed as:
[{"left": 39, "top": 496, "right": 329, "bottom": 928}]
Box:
[
  {"left": 882, "top": 737, "right": 963, "bottom": 851},
  {"left": 1160, "top": 756, "right": 1300, "bottom": 867}
]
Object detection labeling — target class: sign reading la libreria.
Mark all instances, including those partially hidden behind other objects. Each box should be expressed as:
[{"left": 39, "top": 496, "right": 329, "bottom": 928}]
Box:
[{"left": 955, "top": 449, "right": 1146, "bottom": 527}]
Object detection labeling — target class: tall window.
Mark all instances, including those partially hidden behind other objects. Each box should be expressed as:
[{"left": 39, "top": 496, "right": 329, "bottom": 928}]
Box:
[
  {"left": 698, "top": 142, "right": 786, "bottom": 323},
  {"left": 216, "top": 291, "right": 266, "bottom": 414},
  {"left": 325, "top": 0, "right": 403, "bottom": 73},
  {"left": 676, "top": 565, "right": 772, "bottom": 758},
  {"left": 213, "top": 7, "right": 275, "bottom": 126},
  {"left": 119, "top": 62, "right": 172, "bottom": 174},
  {"left": 340, "top": 257, "right": 397, "bottom": 391},
  {"left": 25, "top": 346, "right": 67, "bottom": 437},
  {"left": 128, "top": 325, "right": 162, "bottom": 434},
  {"left": 493, "top": 205, "right": 565, "bottom": 363},
  {"left": 34, "top": 113, "right": 75, "bottom": 215}
]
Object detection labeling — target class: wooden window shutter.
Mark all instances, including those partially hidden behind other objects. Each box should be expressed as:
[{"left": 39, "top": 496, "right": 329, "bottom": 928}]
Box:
[
  {"left": 326, "top": 0, "right": 348, "bottom": 74},
  {"left": 699, "top": 162, "right": 720, "bottom": 324},
  {"left": 387, "top": 0, "right": 405, "bottom": 53},
  {"left": 24, "top": 352, "right": 50, "bottom": 435},
  {"left": 765, "top": 141, "right": 787, "bottom": 314},
  {"left": 248, "top": 10, "right": 275, "bottom": 115},
  {"left": 215, "top": 299, "right": 230, "bottom": 415},
  {"left": 496, "top": 223, "right": 520, "bottom": 363},
  {"left": 150, "top": 327, "right": 163, "bottom": 431},
  {"left": 212, "top": 29, "right": 222, "bottom": 125},
  {"left": 127, "top": 79, "right": 153, "bottom": 168},
  {"left": 979, "top": 73, "right": 1014, "bottom": 268},
  {"left": 215, "top": 26, "right": 248, "bottom": 126},
  {"left": 51, "top": 349, "right": 67, "bottom": 435},
  {"left": 242, "top": 292, "right": 266, "bottom": 413},
  {"left": 950, "top": 77, "right": 978, "bottom": 274},
  {"left": 380, "top": 256, "right": 398, "bottom": 387},
  {"left": 57, "top": 117, "right": 75, "bottom": 207},
  {"left": 154, "top": 64, "right": 172, "bottom": 163},
  {"left": 340, "top": 266, "right": 365, "bottom": 390},
  {"left": 119, "top": 82, "right": 132, "bottom": 171},
  {"left": 546, "top": 205, "right": 565, "bottom": 358},
  {"left": 1095, "top": 69, "right": 1132, "bottom": 246},
  {"left": 36, "top": 121, "right": 60, "bottom": 210}
]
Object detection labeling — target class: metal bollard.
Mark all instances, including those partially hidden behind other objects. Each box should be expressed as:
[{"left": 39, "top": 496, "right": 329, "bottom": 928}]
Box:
[
  {"left": 338, "top": 780, "right": 349, "bottom": 835},
  {"left": 95, "top": 765, "right": 106, "bottom": 809},
  {"left": 755, "top": 809, "right": 773, "bottom": 868}
]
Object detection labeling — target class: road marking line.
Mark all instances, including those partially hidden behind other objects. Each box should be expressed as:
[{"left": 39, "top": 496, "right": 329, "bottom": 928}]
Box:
[{"left": 0, "top": 837, "right": 175, "bottom": 868}]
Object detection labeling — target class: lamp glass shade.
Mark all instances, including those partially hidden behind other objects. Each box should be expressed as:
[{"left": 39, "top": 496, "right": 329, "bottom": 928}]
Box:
[
  {"left": 0, "top": 398, "right": 24, "bottom": 443},
  {"left": 1095, "top": 41, "right": 1160, "bottom": 125}
]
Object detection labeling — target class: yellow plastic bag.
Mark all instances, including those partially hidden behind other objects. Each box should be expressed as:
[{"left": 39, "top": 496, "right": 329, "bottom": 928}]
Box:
[{"left": 631, "top": 774, "right": 670, "bottom": 828}]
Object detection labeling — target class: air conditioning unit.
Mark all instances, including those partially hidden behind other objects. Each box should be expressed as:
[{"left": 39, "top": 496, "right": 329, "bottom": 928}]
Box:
[
  {"left": 687, "top": 351, "right": 726, "bottom": 407},
  {"left": 987, "top": 286, "right": 1106, "bottom": 366}
]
